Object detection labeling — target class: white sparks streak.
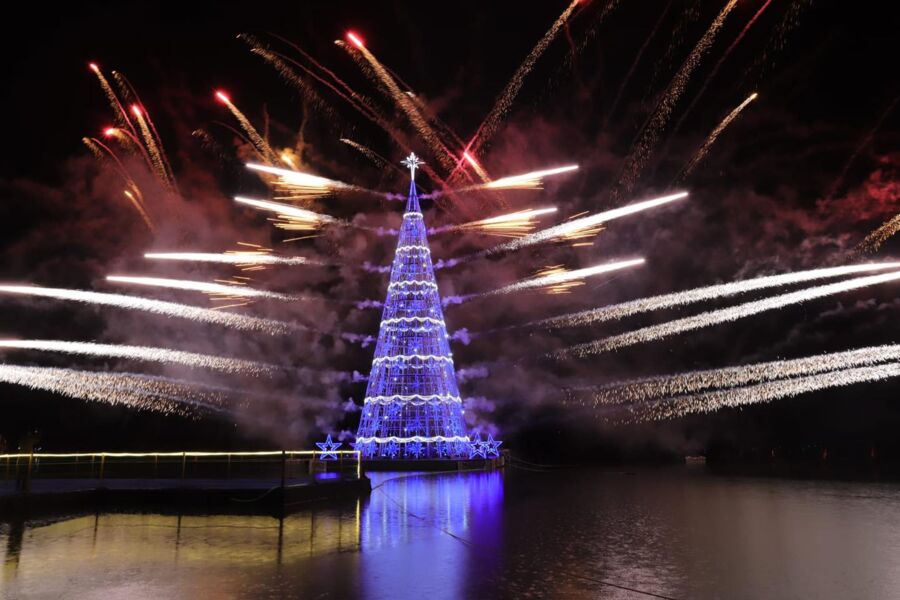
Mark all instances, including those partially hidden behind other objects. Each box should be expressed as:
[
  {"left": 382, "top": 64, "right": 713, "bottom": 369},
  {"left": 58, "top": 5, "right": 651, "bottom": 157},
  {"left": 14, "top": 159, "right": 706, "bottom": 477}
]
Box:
[
  {"left": 0, "top": 365, "right": 230, "bottom": 416},
  {"left": 577, "top": 344, "right": 900, "bottom": 406},
  {"left": 0, "top": 339, "right": 275, "bottom": 375},
  {"left": 106, "top": 275, "right": 297, "bottom": 302},
  {"left": 536, "top": 262, "right": 900, "bottom": 329},
  {"left": 484, "top": 191, "right": 687, "bottom": 256},
  {"left": 245, "top": 163, "right": 351, "bottom": 198},
  {"left": 620, "top": 362, "right": 900, "bottom": 423},
  {"left": 144, "top": 252, "right": 319, "bottom": 266},
  {"left": 234, "top": 196, "right": 338, "bottom": 232},
  {"left": 478, "top": 165, "right": 579, "bottom": 190},
  {"left": 470, "top": 259, "right": 644, "bottom": 302},
  {"left": 0, "top": 285, "right": 296, "bottom": 335},
  {"left": 554, "top": 270, "right": 900, "bottom": 359},
  {"left": 434, "top": 207, "right": 558, "bottom": 238}
]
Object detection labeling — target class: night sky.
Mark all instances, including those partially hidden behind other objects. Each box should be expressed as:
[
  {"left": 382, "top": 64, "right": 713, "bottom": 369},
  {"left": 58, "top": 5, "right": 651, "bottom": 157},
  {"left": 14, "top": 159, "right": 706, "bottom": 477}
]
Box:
[{"left": 1, "top": 0, "right": 898, "bottom": 461}]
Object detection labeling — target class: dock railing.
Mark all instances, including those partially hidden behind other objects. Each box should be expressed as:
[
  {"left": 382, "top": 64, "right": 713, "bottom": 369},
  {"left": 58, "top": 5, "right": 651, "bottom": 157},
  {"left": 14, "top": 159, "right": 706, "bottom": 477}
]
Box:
[{"left": 0, "top": 450, "right": 362, "bottom": 492}]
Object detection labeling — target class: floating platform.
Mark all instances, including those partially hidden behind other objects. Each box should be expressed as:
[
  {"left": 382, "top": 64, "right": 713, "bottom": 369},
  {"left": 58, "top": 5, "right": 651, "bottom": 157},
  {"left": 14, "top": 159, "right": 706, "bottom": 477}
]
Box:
[
  {"left": 0, "top": 474, "right": 371, "bottom": 518},
  {"left": 362, "top": 453, "right": 506, "bottom": 472}
]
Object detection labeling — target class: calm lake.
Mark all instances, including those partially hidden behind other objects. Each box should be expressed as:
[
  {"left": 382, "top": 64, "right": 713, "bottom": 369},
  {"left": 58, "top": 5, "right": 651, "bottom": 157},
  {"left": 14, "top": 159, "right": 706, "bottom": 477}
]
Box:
[{"left": 2, "top": 466, "right": 899, "bottom": 599}]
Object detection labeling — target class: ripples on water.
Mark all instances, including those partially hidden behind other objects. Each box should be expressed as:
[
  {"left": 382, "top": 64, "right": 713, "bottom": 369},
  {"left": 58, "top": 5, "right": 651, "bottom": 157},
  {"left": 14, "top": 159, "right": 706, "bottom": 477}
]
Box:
[{"left": 2, "top": 467, "right": 900, "bottom": 599}]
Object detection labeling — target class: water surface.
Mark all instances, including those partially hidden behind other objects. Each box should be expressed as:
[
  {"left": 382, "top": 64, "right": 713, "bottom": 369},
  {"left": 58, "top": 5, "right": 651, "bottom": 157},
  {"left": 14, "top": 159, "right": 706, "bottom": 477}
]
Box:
[{"left": 3, "top": 466, "right": 899, "bottom": 599}]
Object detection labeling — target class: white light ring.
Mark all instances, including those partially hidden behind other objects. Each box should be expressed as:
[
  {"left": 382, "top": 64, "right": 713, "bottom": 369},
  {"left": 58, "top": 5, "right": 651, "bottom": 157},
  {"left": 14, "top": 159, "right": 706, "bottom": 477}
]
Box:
[
  {"left": 364, "top": 394, "right": 462, "bottom": 403},
  {"left": 371, "top": 354, "right": 453, "bottom": 365},
  {"left": 395, "top": 245, "right": 431, "bottom": 254},
  {"left": 388, "top": 280, "right": 438, "bottom": 289},
  {"left": 355, "top": 435, "right": 470, "bottom": 444},
  {"left": 381, "top": 316, "right": 444, "bottom": 326}
]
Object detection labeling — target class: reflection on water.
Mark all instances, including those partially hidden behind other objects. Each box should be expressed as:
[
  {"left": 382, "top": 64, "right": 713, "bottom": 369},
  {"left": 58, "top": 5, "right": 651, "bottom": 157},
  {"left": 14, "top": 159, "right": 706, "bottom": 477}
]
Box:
[{"left": 2, "top": 467, "right": 900, "bottom": 599}]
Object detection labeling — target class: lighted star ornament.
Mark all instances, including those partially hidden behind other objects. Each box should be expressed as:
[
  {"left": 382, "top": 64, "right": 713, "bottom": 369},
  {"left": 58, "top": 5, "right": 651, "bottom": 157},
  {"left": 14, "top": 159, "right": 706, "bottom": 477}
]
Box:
[
  {"left": 316, "top": 434, "right": 342, "bottom": 460},
  {"left": 402, "top": 152, "right": 424, "bottom": 180}
]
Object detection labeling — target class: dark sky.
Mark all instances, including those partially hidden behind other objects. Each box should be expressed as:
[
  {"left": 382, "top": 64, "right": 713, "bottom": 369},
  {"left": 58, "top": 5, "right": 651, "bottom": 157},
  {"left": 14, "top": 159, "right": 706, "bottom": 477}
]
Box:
[{"left": 1, "top": 1, "right": 898, "bottom": 459}]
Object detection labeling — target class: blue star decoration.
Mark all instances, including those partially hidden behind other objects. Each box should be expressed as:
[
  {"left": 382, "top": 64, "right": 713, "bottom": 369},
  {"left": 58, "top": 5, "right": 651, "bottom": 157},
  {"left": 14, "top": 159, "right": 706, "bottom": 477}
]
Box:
[
  {"left": 469, "top": 433, "right": 487, "bottom": 459},
  {"left": 316, "top": 434, "right": 342, "bottom": 460},
  {"left": 483, "top": 434, "right": 503, "bottom": 458}
]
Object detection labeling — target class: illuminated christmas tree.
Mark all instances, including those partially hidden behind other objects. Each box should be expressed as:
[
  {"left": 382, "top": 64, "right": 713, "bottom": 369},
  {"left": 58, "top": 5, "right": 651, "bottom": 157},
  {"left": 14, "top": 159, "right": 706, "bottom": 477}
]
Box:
[{"left": 354, "top": 153, "right": 473, "bottom": 459}]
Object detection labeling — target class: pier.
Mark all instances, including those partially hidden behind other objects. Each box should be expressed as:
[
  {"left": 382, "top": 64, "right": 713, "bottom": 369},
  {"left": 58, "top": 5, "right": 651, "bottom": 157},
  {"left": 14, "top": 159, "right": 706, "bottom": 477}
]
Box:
[{"left": 0, "top": 450, "right": 369, "bottom": 517}]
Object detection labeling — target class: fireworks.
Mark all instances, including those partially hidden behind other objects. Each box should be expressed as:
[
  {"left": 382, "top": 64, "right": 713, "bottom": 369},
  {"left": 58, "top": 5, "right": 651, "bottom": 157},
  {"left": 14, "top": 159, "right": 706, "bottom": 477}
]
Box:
[
  {"left": 215, "top": 90, "right": 279, "bottom": 163},
  {"left": 575, "top": 344, "right": 900, "bottom": 406},
  {"left": 82, "top": 136, "right": 154, "bottom": 231},
  {"left": 431, "top": 208, "right": 557, "bottom": 238},
  {"left": 533, "top": 262, "right": 900, "bottom": 330},
  {"left": 0, "top": 365, "right": 229, "bottom": 417},
  {"left": 0, "top": 339, "right": 274, "bottom": 375},
  {"left": 130, "top": 103, "right": 175, "bottom": 191},
  {"left": 0, "top": 285, "right": 297, "bottom": 335},
  {"left": 446, "top": 258, "right": 644, "bottom": 305},
  {"left": 679, "top": 93, "right": 758, "bottom": 179},
  {"left": 339, "top": 31, "right": 456, "bottom": 172},
  {"left": 466, "top": 0, "right": 581, "bottom": 157},
  {"left": 483, "top": 191, "right": 687, "bottom": 257},
  {"left": 617, "top": 0, "right": 740, "bottom": 195},
  {"left": 859, "top": 214, "right": 900, "bottom": 254},
  {"left": 462, "top": 165, "right": 580, "bottom": 191},
  {"left": 246, "top": 162, "right": 354, "bottom": 200},
  {"left": 144, "top": 251, "right": 320, "bottom": 267},
  {"left": 235, "top": 195, "right": 338, "bottom": 233},
  {"left": 552, "top": 270, "right": 900, "bottom": 359},
  {"left": 340, "top": 138, "right": 402, "bottom": 173},
  {"left": 616, "top": 362, "right": 900, "bottom": 423},
  {"left": 105, "top": 275, "right": 299, "bottom": 303},
  {"left": 673, "top": 0, "right": 774, "bottom": 132}
]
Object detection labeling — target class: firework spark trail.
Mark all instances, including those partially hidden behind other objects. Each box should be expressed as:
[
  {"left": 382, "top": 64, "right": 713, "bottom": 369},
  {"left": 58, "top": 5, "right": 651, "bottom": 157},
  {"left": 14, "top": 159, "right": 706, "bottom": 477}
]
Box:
[
  {"left": 531, "top": 262, "right": 900, "bottom": 331},
  {"left": 616, "top": 362, "right": 900, "bottom": 423},
  {"left": 617, "top": 0, "right": 740, "bottom": 196},
  {"left": 0, "top": 339, "right": 275, "bottom": 375},
  {"left": 339, "top": 34, "right": 456, "bottom": 172},
  {"left": 234, "top": 196, "right": 340, "bottom": 232},
  {"left": 130, "top": 104, "right": 171, "bottom": 189},
  {"left": 833, "top": 94, "right": 900, "bottom": 200},
  {"left": 453, "top": 165, "right": 580, "bottom": 192},
  {"left": 0, "top": 285, "right": 297, "bottom": 335},
  {"left": 859, "top": 215, "right": 900, "bottom": 255},
  {"left": 672, "top": 0, "right": 775, "bottom": 136},
  {"left": 215, "top": 91, "right": 279, "bottom": 163},
  {"left": 678, "top": 92, "right": 758, "bottom": 179},
  {"left": 113, "top": 71, "right": 178, "bottom": 190},
  {"left": 434, "top": 191, "right": 686, "bottom": 270},
  {"left": 605, "top": 0, "right": 675, "bottom": 126},
  {"left": 467, "top": 0, "right": 581, "bottom": 158},
  {"left": 340, "top": 138, "right": 405, "bottom": 174},
  {"left": 552, "top": 270, "right": 900, "bottom": 359},
  {"left": 245, "top": 163, "right": 359, "bottom": 200},
  {"left": 0, "top": 365, "right": 228, "bottom": 416},
  {"left": 474, "top": 191, "right": 686, "bottom": 262},
  {"left": 144, "top": 252, "right": 323, "bottom": 267},
  {"left": 444, "top": 259, "right": 645, "bottom": 306},
  {"left": 88, "top": 64, "right": 154, "bottom": 169},
  {"left": 85, "top": 138, "right": 156, "bottom": 232},
  {"left": 247, "top": 36, "right": 455, "bottom": 198},
  {"left": 429, "top": 208, "right": 558, "bottom": 238},
  {"left": 575, "top": 344, "right": 900, "bottom": 406},
  {"left": 238, "top": 35, "right": 335, "bottom": 118},
  {"left": 105, "top": 275, "right": 303, "bottom": 302}
]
